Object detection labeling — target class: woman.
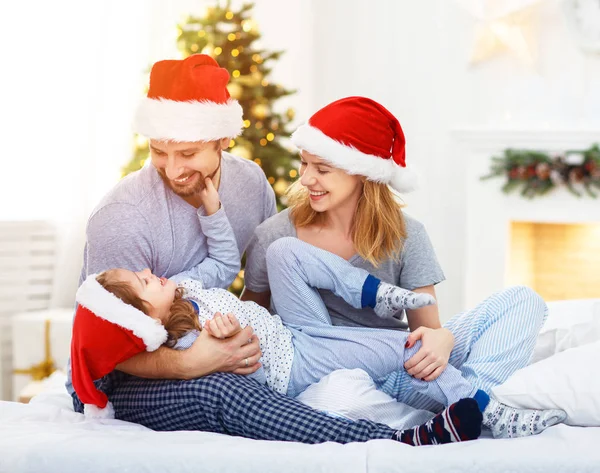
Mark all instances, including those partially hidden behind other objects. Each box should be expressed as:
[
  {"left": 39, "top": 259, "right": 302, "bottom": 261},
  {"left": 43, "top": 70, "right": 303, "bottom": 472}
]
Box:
[{"left": 242, "top": 96, "right": 553, "bottom": 428}]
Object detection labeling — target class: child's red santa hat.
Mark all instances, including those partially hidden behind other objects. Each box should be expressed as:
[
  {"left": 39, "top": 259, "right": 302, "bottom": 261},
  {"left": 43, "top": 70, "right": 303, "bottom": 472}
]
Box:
[
  {"left": 291, "top": 96, "right": 418, "bottom": 193},
  {"left": 71, "top": 274, "right": 168, "bottom": 419},
  {"left": 133, "top": 54, "right": 243, "bottom": 142}
]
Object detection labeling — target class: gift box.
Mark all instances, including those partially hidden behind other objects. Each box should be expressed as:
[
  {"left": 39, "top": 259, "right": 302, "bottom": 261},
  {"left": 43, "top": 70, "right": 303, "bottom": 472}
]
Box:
[{"left": 11, "top": 308, "right": 73, "bottom": 401}]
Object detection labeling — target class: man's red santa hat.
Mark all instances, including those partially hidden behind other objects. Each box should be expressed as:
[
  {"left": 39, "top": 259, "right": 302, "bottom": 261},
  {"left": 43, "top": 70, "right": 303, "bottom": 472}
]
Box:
[
  {"left": 133, "top": 54, "right": 243, "bottom": 142},
  {"left": 291, "top": 96, "right": 418, "bottom": 193},
  {"left": 71, "top": 274, "right": 167, "bottom": 419}
]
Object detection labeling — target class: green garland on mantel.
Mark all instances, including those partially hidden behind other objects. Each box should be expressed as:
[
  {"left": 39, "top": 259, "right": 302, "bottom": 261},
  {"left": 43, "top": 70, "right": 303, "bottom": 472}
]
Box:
[{"left": 481, "top": 144, "right": 600, "bottom": 198}]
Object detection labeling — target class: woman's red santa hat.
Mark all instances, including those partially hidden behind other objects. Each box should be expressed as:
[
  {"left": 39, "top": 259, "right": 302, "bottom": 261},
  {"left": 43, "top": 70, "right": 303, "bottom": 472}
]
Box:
[
  {"left": 291, "top": 96, "right": 418, "bottom": 193},
  {"left": 71, "top": 274, "right": 167, "bottom": 419},
  {"left": 133, "top": 54, "right": 243, "bottom": 142}
]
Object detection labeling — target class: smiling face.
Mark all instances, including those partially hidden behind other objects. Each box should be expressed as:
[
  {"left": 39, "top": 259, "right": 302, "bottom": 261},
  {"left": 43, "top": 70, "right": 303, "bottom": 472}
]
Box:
[
  {"left": 298, "top": 151, "right": 364, "bottom": 213},
  {"left": 150, "top": 138, "right": 230, "bottom": 198},
  {"left": 109, "top": 268, "right": 177, "bottom": 322}
]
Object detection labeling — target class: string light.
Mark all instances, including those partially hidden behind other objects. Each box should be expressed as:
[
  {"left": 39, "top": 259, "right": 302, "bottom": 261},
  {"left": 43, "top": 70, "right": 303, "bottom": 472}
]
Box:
[
  {"left": 260, "top": 138, "right": 268, "bottom": 146},
  {"left": 250, "top": 65, "right": 258, "bottom": 73},
  {"left": 227, "top": 33, "right": 236, "bottom": 41},
  {"left": 289, "top": 169, "right": 298, "bottom": 178},
  {"left": 214, "top": 46, "right": 222, "bottom": 55},
  {"left": 243, "top": 120, "right": 251, "bottom": 128},
  {"left": 268, "top": 177, "right": 275, "bottom": 184},
  {"left": 231, "top": 49, "right": 240, "bottom": 57},
  {"left": 225, "top": 11, "right": 234, "bottom": 20},
  {"left": 197, "top": 30, "right": 206, "bottom": 37},
  {"left": 255, "top": 121, "right": 263, "bottom": 129},
  {"left": 135, "top": 135, "right": 148, "bottom": 147},
  {"left": 242, "top": 20, "right": 253, "bottom": 32},
  {"left": 190, "top": 44, "right": 199, "bottom": 52},
  {"left": 232, "top": 70, "right": 240, "bottom": 78},
  {"left": 261, "top": 79, "right": 269, "bottom": 86},
  {"left": 252, "top": 54, "right": 263, "bottom": 63},
  {"left": 229, "top": 139, "right": 236, "bottom": 148},
  {"left": 266, "top": 133, "right": 275, "bottom": 141},
  {"left": 254, "top": 158, "right": 262, "bottom": 166}
]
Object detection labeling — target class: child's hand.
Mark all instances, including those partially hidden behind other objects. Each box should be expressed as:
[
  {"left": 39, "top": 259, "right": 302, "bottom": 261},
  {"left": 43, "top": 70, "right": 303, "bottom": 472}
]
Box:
[
  {"left": 204, "top": 312, "right": 242, "bottom": 339},
  {"left": 200, "top": 177, "right": 221, "bottom": 215}
]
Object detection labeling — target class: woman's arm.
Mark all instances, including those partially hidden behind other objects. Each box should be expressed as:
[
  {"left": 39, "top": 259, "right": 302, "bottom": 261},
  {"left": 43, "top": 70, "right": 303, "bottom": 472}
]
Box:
[{"left": 405, "top": 285, "right": 441, "bottom": 331}]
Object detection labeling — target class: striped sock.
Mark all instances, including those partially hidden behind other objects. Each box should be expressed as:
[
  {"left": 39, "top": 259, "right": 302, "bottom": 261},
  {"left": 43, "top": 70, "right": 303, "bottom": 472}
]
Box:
[{"left": 392, "top": 398, "right": 482, "bottom": 446}]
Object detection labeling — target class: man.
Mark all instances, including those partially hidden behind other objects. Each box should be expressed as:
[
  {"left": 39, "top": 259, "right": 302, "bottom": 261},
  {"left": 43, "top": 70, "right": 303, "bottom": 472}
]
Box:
[{"left": 66, "top": 54, "right": 432, "bottom": 444}]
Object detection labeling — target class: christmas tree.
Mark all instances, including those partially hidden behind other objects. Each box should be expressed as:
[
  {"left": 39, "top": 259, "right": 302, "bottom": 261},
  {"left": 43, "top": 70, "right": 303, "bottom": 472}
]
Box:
[{"left": 122, "top": 1, "right": 299, "bottom": 293}]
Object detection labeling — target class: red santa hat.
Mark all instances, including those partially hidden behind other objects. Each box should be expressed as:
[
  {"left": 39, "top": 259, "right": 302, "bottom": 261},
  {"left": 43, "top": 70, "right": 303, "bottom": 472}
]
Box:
[
  {"left": 71, "top": 274, "right": 168, "bottom": 419},
  {"left": 291, "top": 96, "right": 418, "bottom": 193},
  {"left": 133, "top": 54, "right": 243, "bottom": 142}
]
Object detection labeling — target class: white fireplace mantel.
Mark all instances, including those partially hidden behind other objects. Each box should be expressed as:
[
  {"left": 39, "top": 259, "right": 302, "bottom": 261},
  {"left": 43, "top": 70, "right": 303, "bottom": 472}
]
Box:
[{"left": 452, "top": 127, "right": 600, "bottom": 308}]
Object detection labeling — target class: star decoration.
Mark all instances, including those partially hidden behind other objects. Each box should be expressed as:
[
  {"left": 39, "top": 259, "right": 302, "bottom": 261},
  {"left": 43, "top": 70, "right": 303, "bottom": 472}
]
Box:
[{"left": 457, "top": 0, "right": 543, "bottom": 66}]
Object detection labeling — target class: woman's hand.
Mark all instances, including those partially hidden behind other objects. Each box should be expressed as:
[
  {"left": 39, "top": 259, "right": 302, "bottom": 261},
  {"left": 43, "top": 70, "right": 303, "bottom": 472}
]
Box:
[
  {"left": 199, "top": 177, "right": 221, "bottom": 215},
  {"left": 204, "top": 312, "right": 242, "bottom": 339},
  {"left": 404, "top": 327, "right": 454, "bottom": 381}
]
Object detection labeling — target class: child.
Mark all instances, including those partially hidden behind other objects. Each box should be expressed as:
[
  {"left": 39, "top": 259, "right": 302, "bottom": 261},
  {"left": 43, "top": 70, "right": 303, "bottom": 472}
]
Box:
[{"left": 71, "top": 178, "right": 565, "bottom": 442}]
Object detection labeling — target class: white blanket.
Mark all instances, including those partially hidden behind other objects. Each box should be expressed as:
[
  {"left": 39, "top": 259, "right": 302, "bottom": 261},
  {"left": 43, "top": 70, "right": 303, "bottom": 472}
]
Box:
[
  {"left": 3, "top": 298, "right": 600, "bottom": 473},
  {"left": 1, "top": 391, "right": 599, "bottom": 473}
]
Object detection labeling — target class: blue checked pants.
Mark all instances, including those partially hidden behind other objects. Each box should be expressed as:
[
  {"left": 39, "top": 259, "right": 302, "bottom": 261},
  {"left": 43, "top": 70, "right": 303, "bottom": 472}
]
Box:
[{"left": 71, "top": 371, "right": 399, "bottom": 443}]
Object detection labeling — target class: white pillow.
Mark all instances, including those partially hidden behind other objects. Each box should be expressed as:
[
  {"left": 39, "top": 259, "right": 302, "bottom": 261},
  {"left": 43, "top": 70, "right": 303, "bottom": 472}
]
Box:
[
  {"left": 531, "top": 298, "right": 600, "bottom": 363},
  {"left": 493, "top": 340, "right": 600, "bottom": 426}
]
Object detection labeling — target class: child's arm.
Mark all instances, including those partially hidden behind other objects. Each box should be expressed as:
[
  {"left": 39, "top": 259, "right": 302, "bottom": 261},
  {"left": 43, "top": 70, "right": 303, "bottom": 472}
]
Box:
[
  {"left": 205, "top": 312, "right": 243, "bottom": 339},
  {"left": 170, "top": 177, "right": 241, "bottom": 289}
]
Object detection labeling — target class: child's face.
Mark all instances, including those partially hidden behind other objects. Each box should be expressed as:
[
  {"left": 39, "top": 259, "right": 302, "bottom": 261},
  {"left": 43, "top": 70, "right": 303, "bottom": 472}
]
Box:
[{"left": 114, "top": 268, "right": 176, "bottom": 322}]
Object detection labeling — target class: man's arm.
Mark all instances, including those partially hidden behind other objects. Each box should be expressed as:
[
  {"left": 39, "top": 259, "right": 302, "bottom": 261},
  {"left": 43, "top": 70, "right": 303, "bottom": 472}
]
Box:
[
  {"left": 84, "top": 204, "right": 259, "bottom": 378},
  {"left": 116, "top": 326, "right": 262, "bottom": 378}
]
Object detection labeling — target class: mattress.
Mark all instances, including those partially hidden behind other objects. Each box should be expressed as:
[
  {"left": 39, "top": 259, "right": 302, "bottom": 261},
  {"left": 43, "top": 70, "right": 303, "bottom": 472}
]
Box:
[{"left": 1, "top": 386, "right": 599, "bottom": 473}]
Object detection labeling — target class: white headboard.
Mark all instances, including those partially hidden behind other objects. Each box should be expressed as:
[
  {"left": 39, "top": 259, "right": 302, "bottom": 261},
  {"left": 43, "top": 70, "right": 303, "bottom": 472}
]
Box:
[{"left": 0, "top": 221, "right": 57, "bottom": 400}]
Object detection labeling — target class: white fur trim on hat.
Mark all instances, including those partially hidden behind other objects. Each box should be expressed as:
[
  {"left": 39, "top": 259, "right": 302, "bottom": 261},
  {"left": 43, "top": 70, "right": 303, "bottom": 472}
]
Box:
[
  {"left": 84, "top": 401, "right": 115, "bottom": 419},
  {"left": 76, "top": 274, "right": 168, "bottom": 351},
  {"left": 133, "top": 98, "right": 244, "bottom": 142},
  {"left": 291, "top": 124, "right": 419, "bottom": 193}
]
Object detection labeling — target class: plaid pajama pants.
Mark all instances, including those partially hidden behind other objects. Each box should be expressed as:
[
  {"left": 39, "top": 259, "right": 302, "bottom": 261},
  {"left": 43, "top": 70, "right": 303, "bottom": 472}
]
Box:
[{"left": 72, "top": 371, "right": 399, "bottom": 444}]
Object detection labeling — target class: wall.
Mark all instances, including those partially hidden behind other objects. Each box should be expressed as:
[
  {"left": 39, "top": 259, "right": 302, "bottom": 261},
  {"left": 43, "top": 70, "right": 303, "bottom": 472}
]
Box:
[
  {"left": 308, "top": 0, "right": 600, "bottom": 319},
  {"left": 3, "top": 0, "right": 598, "bottom": 318}
]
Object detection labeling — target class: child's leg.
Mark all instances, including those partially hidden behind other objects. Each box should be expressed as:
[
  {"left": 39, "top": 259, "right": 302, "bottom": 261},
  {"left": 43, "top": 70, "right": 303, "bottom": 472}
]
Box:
[
  {"left": 266, "top": 237, "right": 433, "bottom": 327},
  {"left": 379, "top": 286, "right": 549, "bottom": 413},
  {"left": 286, "top": 324, "right": 478, "bottom": 405}
]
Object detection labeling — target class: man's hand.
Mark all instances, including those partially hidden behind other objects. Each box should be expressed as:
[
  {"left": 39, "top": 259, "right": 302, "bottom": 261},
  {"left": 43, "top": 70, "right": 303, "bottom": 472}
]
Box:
[
  {"left": 204, "top": 312, "right": 242, "bottom": 339},
  {"left": 180, "top": 325, "right": 262, "bottom": 378},
  {"left": 404, "top": 327, "right": 454, "bottom": 381},
  {"left": 199, "top": 177, "right": 221, "bottom": 215}
]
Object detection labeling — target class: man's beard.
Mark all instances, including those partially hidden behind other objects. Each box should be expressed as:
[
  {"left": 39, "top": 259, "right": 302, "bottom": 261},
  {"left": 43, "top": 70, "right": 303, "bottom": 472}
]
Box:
[{"left": 158, "top": 158, "right": 221, "bottom": 198}]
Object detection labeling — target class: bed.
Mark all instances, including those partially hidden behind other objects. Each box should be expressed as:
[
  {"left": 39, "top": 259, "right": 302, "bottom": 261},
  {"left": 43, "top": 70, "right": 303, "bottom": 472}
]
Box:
[{"left": 1, "top": 298, "right": 600, "bottom": 473}]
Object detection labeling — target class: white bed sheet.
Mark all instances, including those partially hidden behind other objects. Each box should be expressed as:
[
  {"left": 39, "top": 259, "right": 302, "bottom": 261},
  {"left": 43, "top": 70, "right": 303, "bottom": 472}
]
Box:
[{"left": 1, "top": 388, "right": 599, "bottom": 473}]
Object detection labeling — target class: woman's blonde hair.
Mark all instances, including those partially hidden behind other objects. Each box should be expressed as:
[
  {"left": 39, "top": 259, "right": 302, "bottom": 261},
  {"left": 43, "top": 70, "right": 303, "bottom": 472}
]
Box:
[
  {"left": 96, "top": 271, "right": 200, "bottom": 347},
  {"left": 287, "top": 178, "right": 407, "bottom": 266}
]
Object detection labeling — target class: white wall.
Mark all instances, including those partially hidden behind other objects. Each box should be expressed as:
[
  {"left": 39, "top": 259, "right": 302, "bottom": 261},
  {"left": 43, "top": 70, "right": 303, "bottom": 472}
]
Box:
[
  {"left": 307, "top": 0, "right": 600, "bottom": 320},
  {"left": 2, "top": 0, "right": 598, "bottom": 317}
]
